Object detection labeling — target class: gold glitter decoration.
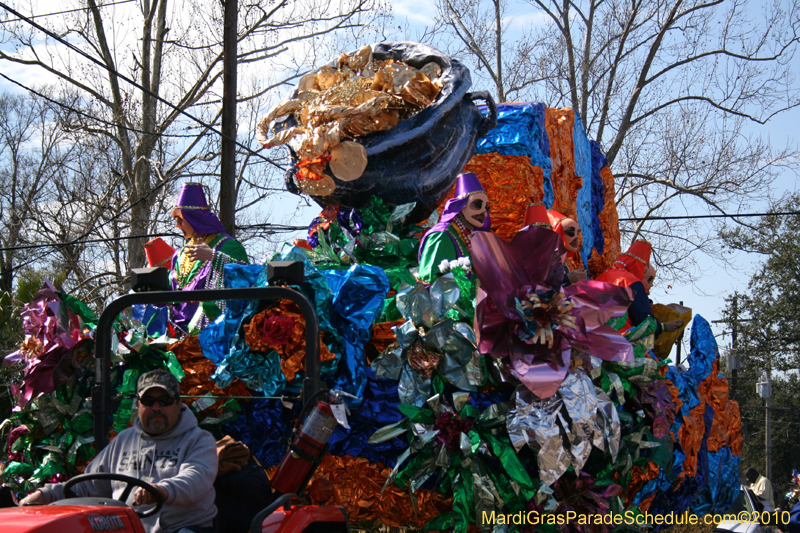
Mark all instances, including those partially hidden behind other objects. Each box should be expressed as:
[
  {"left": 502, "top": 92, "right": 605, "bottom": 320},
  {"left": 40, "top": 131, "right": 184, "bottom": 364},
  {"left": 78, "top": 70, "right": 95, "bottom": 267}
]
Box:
[
  {"left": 19, "top": 337, "right": 43, "bottom": 359},
  {"left": 257, "top": 45, "right": 444, "bottom": 191}
]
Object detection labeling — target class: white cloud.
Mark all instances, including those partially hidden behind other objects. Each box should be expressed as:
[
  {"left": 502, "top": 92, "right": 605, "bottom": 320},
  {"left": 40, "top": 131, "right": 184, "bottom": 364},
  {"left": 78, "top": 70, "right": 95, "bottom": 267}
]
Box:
[
  {"left": 392, "top": 0, "right": 437, "bottom": 27},
  {"left": 502, "top": 8, "right": 551, "bottom": 31},
  {"left": 0, "top": 41, "right": 66, "bottom": 94}
]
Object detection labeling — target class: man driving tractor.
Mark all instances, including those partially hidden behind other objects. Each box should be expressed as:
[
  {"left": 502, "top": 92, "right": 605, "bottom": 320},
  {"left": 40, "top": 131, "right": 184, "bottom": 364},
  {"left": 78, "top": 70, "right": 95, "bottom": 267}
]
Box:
[{"left": 19, "top": 369, "right": 218, "bottom": 533}]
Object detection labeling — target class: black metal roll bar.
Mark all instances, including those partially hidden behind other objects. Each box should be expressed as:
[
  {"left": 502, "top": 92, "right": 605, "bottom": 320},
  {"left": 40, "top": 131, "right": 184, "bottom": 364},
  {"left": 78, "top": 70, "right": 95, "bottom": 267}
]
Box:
[{"left": 93, "top": 285, "right": 323, "bottom": 449}]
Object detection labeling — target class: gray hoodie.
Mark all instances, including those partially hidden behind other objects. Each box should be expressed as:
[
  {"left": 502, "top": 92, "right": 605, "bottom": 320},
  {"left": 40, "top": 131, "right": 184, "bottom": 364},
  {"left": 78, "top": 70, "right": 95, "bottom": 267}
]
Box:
[{"left": 39, "top": 405, "right": 217, "bottom": 533}]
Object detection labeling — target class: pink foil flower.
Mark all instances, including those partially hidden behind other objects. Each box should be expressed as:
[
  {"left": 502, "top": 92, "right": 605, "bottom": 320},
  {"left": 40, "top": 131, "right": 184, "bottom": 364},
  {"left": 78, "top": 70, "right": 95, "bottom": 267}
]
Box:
[{"left": 472, "top": 226, "right": 635, "bottom": 399}]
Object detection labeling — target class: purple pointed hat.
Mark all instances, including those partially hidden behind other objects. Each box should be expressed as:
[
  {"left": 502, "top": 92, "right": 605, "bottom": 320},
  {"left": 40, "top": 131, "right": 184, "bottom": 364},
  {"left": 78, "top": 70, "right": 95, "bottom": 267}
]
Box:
[
  {"left": 453, "top": 172, "right": 485, "bottom": 200},
  {"left": 419, "top": 172, "right": 491, "bottom": 260},
  {"left": 173, "top": 182, "right": 226, "bottom": 235}
]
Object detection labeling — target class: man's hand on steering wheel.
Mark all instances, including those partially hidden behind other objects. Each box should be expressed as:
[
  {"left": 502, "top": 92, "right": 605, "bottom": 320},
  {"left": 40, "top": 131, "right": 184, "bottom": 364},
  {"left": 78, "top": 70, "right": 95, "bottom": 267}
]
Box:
[
  {"left": 63, "top": 472, "right": 167, "bottom": 518},
  {"left": 133, "top": 485, "right": 168, "bottom": 506}
]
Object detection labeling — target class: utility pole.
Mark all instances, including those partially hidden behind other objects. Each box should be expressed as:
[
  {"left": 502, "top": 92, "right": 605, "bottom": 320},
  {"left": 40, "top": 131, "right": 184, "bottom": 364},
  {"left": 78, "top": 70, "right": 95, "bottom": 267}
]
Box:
[
  {"left": 757, "top": 369, "right": 773, "bottom": 481},
  {"left": 725, "top": 294, "right": 780, "bottom": 483},
  {"left": 731, "top": 294, "right": 738, "bottom": 399},
  {"left": 220, "top": 0, "right": 237, "bottom": 236},
  {"left": 742, "top": 404, "right": 789, "bottom": 485},
  {"left": 714, "top": 293, "right": 741, "bottom": 400},
  {"left": 766, "top": 371, "right": 772, "bottom": 482}
]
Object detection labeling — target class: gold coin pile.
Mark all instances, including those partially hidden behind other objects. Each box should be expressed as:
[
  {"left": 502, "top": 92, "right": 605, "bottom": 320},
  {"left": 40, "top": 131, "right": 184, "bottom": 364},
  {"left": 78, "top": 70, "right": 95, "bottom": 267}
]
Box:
[{"left": 257, "top": 46, "right": 443, "bottom": 194}]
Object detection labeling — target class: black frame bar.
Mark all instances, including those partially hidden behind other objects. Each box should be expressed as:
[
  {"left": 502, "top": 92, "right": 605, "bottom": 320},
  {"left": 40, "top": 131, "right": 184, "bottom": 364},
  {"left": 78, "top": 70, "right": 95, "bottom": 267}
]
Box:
[{"left": 93, "top": 287, "right": 323, "bottom": 449}]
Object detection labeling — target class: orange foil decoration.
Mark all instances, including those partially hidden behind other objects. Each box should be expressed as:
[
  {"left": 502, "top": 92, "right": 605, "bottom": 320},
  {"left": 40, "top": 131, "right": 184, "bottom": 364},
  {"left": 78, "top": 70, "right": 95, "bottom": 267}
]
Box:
[
  {"left": 244, "top": 299, "right": 336, "bottom": 382},
  {"left": 308, "top": 455, "right": 452, "bottom": 529},
  {"left": 544, "top": 108, "right": 587, "bottom": 273},
  {"left": 365, "top": 319, "right": 405, "bottom": 363},
  {"left": 678, "top": 403, "right": 708, "bottom": 476},
  {"left": 625, "top": 461, "right": 660, "bottom": 505},
  {"left": 696, "top": 360, "right": 743, "bottom": 455},
  {"left": 544, "top": 108, "right": 578, "bottom": 217},
  {"left": 665, "top": 379, "right": 684, "bottom": 415},
  {"left": 675, "top": 359, "right": 742, "bottom": 469},
  {"left": 168, "top": 335, "right": 251, "bottom": 416},
  {"left": 462, "top": 153, "right": 542, "bottom": 242}
]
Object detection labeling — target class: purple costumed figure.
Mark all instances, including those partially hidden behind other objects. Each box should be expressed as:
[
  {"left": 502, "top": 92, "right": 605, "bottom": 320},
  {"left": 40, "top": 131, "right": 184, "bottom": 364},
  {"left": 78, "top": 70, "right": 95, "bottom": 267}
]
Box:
[
  {"left": 417, "top": 172, "right": 492, "bottom": 282},
  {"left": 169, "top": 182, "right": 249, "bottom": 332}
]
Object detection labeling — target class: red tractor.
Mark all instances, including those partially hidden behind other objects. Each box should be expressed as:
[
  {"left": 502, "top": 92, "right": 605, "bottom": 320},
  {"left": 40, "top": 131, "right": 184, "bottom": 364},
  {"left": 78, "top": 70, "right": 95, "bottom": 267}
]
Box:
[{"left": 1, "top": 262, "right": 351, "bottom": 533}]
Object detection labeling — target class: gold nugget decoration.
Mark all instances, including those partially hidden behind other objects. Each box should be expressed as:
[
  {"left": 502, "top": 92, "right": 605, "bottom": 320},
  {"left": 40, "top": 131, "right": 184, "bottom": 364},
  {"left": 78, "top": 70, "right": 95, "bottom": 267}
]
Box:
[{"left": 256, "top": 45, "right": 443, "bottom": 196}]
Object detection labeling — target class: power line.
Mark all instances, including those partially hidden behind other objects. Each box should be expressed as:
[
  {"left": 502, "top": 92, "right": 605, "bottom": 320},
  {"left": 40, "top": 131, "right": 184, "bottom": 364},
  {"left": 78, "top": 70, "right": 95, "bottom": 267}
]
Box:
[
  {"left": 4, "top": 175, "right": 180, "bottom": 273},
  {"left": 0, "top": 0, "right": 136, "bottom": 23},
  {"left": 0, "top": 1, "right": 285, "bottom": 171},
  {"left": 0, "top": 71, "right": 207, "bottom": 139},
  {"left": 7, "top": 207, "right": 798, "bottom": 255},
  {"left": 0, "top": 224, "right": 307, "bottom": 253},
  {"left": 619, "top": 211, "right": 800, "bottom": 222},
  {"left": 237, "top": 223, "right": 306, "bottom": 232}
]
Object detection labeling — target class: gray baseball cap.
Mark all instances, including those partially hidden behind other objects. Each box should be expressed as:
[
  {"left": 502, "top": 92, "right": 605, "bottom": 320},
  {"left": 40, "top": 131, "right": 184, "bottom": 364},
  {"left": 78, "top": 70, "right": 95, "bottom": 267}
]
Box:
[{"left": 137, "top": 369, "right": 181, "bottom": 399}]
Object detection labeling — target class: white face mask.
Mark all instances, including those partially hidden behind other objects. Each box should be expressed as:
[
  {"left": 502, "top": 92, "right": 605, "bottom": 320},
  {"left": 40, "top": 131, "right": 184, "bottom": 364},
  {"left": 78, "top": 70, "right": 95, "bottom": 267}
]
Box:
[
  {"left": 173, "top": 210, "right": 195, "bottom": 239},
  {"left": 643, "top": 265, "right": 656, "bottom": 293},
  {"left": 560, "top": 218, "right": 581, "bottom": 253},
  {"left": 461, "top": 192, "right": 489, "bottom": 229}
]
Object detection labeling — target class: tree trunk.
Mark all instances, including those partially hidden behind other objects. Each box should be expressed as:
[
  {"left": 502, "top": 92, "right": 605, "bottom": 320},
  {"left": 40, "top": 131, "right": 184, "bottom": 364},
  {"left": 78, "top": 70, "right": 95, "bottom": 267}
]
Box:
[{"left": 220, "top": 0, "right": 238, "bottom": 236}]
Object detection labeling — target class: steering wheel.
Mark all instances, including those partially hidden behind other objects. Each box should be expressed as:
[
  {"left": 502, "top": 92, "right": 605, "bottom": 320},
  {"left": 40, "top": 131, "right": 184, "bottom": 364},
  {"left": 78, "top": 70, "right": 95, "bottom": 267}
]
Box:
[{"left": 63, "top": 472, "right": 165, "bottom": 518}]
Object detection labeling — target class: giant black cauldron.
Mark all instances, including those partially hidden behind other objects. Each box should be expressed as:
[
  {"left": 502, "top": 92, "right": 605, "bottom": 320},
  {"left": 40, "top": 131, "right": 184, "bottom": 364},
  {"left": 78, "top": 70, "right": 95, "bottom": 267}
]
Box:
[{"left": 277, "top": 41, "right": 497, "bottom": 215}]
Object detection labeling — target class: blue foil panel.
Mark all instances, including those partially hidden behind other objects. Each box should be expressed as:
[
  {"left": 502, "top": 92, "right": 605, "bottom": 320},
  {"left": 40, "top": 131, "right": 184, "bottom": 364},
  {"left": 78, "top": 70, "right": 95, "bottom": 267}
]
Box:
[
  {"left": 589, "top": 140, "right": 607, "bottom": 256},
  {"left": 328, "top": 376, "right": 407, "bottom": 467},
  {"left": 223, "top": 397, "right": 297, "bottom": 467},
  {"left": 715, "top": 449, "right": 741, "bottom": 512},
  {"left": 529, "top": 103, "right": 554, "bottom": 208},
  {"left": 323, "top": 265, "right": 390, "bottom": 401},
  {"left": 573, "top": 113, "right": 593, "bottom": 270},
  {"left": 688, "top": 315, "right": 718, "bottom": 386},
  {"left": 692, "top": 447, "right": 740, "bottom": 514},
  {"left": 667, "top": 365, "right": 701, "bottom": 421},
  {"left": 476, "top": 103, "right": 537, "bottom": 157},
  {"left": 476, "top": 103, "right": 554, "bottom": 207}
]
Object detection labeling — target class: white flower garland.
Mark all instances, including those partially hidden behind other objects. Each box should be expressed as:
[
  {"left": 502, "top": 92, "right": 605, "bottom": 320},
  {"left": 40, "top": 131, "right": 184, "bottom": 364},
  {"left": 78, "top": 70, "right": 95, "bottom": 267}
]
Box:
[{"left": 438, "top": 256, "right": 471, "bottom": 274}]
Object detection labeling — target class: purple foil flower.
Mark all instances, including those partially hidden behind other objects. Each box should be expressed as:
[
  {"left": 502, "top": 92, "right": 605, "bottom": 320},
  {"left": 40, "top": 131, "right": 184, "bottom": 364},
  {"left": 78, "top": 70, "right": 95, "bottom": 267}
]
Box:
[
  {"left": 472, "top": 226, "right": 635, "bottom": 399},
  {"left": 4, "top": 280, "right": 87, "bottom": 409}
]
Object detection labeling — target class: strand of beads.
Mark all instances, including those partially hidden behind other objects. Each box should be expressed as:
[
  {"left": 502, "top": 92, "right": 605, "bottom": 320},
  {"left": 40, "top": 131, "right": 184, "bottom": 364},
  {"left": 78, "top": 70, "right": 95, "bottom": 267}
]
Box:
[
  {"left": 451, "top": 215, "right": 472, "bottom": 253},
  {"left": 206, "top": 248, "right": 232, "bottom": 313}
]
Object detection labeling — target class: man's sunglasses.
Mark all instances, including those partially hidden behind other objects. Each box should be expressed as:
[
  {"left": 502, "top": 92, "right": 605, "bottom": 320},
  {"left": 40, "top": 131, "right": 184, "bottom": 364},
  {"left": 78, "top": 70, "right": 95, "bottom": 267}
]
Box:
[{"left": 138, "top": 395, "right": 177, "bottom": 407}]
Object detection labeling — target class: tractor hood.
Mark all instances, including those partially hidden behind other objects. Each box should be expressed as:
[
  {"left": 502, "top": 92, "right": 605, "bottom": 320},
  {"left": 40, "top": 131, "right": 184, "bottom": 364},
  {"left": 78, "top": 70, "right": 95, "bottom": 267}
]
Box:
[{"left": 0, "top": 504, "right": 144, "bottom": 533}]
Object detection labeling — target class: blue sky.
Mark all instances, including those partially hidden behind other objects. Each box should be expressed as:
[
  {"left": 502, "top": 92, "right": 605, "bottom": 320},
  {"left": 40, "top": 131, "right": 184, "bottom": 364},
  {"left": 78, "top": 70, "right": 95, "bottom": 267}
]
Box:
[{"left": 2, "top": 0, "right": 798, "bottom": 364}]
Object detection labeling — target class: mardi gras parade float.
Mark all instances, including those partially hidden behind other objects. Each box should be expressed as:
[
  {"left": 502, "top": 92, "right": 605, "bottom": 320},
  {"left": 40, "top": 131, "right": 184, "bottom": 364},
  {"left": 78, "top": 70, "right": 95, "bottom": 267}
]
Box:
[{"left": 0, "top": 43, "right": 742, "bottom": 533}]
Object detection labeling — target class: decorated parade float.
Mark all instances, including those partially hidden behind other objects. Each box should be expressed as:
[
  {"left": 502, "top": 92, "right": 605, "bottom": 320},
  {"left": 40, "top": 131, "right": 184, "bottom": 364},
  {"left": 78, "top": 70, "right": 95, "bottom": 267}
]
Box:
[{"left": 1, "top": 43, "right": 742, "bottom": 532}]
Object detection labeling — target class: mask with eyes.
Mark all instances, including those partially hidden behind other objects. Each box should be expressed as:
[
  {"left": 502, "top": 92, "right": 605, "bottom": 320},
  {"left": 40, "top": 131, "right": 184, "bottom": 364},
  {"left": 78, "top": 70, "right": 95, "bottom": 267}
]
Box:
[
  {"left": 172, "top": 209, "right": 196, "bottom": 239},
  {"left": 547, "top": 210, "right": 581, "bottom": 256},
  {"left": 460, "top": 192, "right": 489, "bottom": 229},
  {"left": 560, "top": 218, "right": 581, "bottom": 254},
  {"left": 643, "top": 264, "right": 656, "bottom": 294}
]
